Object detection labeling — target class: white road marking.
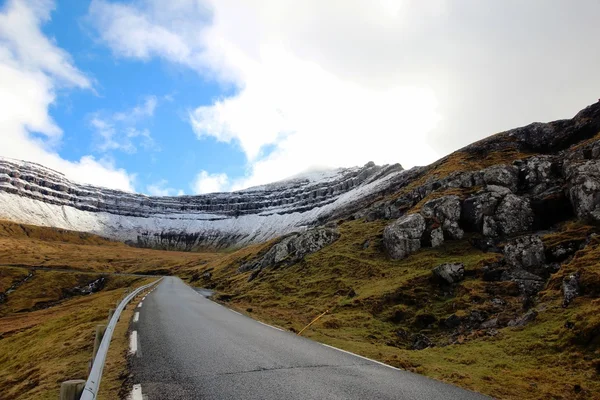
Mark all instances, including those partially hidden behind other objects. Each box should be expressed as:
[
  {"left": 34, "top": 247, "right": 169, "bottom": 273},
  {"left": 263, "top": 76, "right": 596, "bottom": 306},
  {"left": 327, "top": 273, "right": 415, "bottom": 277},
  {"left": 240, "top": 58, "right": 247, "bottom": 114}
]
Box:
[
  {"left": 133, "top": 312, "right": 139, "bottom": 323},
  {"left": 257, "top": 320, "right": 284, "bottom": 332},
  {"left": 321, "top": 343, "right": 399, "bottom": 371},
  {"left": 129, "top": 331, "right": 138, "bottom": 355},
  {"left": 129, "top": 384, "right": 143, "bottom": 400},
  {"left": 137, "top": 302, "right": 143, "bottom": 308},
  {"left": 230, "top": 309, "right": 242, "bottom": 316},
  {"left": 142, "top": 296, "right": 146, "bottom": 301}
]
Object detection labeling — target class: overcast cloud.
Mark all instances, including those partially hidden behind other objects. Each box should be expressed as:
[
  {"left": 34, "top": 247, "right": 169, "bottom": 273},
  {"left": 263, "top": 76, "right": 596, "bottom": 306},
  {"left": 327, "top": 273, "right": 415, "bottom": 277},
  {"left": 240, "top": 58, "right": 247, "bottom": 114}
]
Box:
[{"left": 88, "top": 0, "right": 600, "bottom": 192}]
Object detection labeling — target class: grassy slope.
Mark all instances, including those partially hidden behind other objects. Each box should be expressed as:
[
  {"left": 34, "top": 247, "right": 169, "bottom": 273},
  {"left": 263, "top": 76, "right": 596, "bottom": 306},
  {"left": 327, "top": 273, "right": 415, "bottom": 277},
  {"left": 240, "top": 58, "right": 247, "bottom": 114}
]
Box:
[
  {"left": 0, "top": 220, "right": 218, "bottom": 274},
  {"left": 181, "top": 218, "right": 600, "bottom": 399},
  {"left": 0, "top": 221, "right": 219, "bottom": 399},
  {"left": 0, "top": 269, "right": 153, "bottom": 399}
]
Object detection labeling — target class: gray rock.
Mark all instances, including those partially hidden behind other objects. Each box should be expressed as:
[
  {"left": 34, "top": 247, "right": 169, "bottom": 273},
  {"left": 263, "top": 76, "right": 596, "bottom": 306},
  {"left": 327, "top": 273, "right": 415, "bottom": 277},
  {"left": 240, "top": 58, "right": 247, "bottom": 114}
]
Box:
[
  {"left": 462, "top": 186, "right": 510, "bottom": 232},
  {"left": 443, "top": 220, "right": 465, "bottom": 240},
  {"left": 239, "top": 227, "right": 340, "bottom": 272},
  {"left": 562, "top": 272, "right": 580, "bottom": 308},
  {"left": 432, "top": 263, "right": 465, "bottom": 284},
  {"left": 421, "top": 195, "right": 461, "bottom": 222},
  {"left": 412, "top": 333, "right": 433, "bottom": 350},
  {"left": 495, "top": 194, "right": 534, "bottom": 236},
  {"left": 503, "top": 235, "right": 546, "bottom": 273},
  {"left": 501, "top": 269, "right": 545, "bottom": 296},
  {"left": 430, "top": 227, "right": 444, "bottom": 248},
  {"left": 565, "top": 160, "right": 600, "bottom": 223},
  {"left": 508, "top": 309, "right": 538, "bottom": 327},
  {"left": 480, "top": 318, "right": 499, "bottom": 329},
  {"left": 383, "top": 214, "right": 426, "bottom": 259},
  {"left": 522, "top": 156, "right": 556, "bottom": 194},
  {"left": 482, "top": 165, "right": 519, "bottom": 192},
  {"left": 421, "top": 195, "right": 464, "bottom": 240}
]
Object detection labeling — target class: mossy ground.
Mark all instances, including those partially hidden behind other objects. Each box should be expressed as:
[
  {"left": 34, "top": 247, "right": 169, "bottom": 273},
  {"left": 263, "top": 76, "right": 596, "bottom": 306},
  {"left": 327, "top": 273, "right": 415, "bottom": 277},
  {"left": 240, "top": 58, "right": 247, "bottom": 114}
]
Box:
[
  {"left": 184, "top": 218, "right": 600, "bottom": 400},
  {"left": 0, "top": 268, "right": 153, "bottom": 400}
]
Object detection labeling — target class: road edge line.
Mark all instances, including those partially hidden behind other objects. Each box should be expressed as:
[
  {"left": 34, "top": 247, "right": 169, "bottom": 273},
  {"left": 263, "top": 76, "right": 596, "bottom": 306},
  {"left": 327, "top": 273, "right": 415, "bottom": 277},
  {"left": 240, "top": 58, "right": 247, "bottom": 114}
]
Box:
[{"left": 320, "top": 343, "right": 400, "bottom": 371}]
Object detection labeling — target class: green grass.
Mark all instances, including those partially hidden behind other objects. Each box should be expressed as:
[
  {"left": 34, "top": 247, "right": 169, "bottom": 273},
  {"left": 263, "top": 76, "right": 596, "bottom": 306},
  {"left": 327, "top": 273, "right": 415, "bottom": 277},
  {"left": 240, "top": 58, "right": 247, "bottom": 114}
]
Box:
[{"left": 182, "top": 217, "right": 600, "bottom": 399}]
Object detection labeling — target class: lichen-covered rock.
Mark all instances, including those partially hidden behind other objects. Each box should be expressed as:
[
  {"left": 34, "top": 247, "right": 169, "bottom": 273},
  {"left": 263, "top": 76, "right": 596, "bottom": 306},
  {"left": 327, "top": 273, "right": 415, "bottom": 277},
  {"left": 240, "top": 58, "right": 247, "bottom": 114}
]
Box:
[
  {"left": 562, "top": 272, "right": 580, "bottom": 308},
  {"left": 462, "top": 186, "right": 533, "bottom": 237},
  {"left": 432, "top": 263, "right": 465, "bottom": 284},
  {"left": 430, "top": 227, "right": 444, "bottom": 248},
  {"left": 383, "top": 214, "right": 426, "bottom": 259},
  {"left": 482, "top": 165, "right": 519, "bottom": 192},
  {"left": 495, "top": 194, "right": 534, "bottom": 236},
  {"left": 421, "top": 195, "right": 461, "bottom": 222},
  {"left": 521, "top": 156, "right": 558, "bottom": 194},
  {"left": 239, "top": 227, "right": 340, "bottom": 272},
  {"left": 565, "top": 160, "right": 600, "bottom": 223},
  {"left": 421, "top": 195, "right": 464, "bottom": 240},
  {"left": 503, "top": 235, "right": 546, "bottom": 274},
  {"left": 501, "top": 269, "right": 545, "bottom": 296},
  {"left": 462, "top": 186, "right": 510, "bottom": 232}
]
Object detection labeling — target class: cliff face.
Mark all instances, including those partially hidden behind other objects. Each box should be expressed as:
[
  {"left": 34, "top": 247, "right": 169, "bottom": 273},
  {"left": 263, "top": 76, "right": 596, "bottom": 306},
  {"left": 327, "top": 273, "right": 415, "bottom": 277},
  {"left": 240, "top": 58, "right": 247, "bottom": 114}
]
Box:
[{"left": 0, "top": 159, "right": 403, "bottom": 249}]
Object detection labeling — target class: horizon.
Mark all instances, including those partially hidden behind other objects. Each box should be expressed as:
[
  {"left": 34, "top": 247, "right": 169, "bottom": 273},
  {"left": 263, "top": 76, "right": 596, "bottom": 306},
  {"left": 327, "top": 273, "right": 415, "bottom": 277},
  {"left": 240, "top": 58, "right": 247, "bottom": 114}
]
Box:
[{"left": 1, "top": 0, "right": 599, "bottom": 195}]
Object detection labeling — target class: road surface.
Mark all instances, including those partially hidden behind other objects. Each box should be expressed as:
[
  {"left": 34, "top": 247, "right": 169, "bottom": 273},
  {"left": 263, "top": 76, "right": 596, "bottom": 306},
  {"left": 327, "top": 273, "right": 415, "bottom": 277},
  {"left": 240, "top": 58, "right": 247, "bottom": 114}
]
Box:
[{"left": 130, "top": 277, "right": 489, "bottom": 400}]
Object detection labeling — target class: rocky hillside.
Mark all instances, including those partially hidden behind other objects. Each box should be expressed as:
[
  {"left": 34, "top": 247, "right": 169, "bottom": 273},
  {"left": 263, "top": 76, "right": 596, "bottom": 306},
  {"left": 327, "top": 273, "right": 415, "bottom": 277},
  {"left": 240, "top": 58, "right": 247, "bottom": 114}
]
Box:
[
  {"left": 178, "top": 101, "right": 600, "bottom": 399},
  {"left": 0, "top": 158, "right": 403, "bottom": 249}
]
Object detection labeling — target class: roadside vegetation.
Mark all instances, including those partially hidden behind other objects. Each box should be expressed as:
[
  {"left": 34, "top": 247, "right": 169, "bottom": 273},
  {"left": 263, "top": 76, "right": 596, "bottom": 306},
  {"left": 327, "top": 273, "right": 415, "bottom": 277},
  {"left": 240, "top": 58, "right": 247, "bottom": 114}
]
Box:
[
  {"left": 182, "top": 217, "right": 600, "bottom": 400},
  {"left": 0, "top": 221, "right": 211, "bottom": 399}
]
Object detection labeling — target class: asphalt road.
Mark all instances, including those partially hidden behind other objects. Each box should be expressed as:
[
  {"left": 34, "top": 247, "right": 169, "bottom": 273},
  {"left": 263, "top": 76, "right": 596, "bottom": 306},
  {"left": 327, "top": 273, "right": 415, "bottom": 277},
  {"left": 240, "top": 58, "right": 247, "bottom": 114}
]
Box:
[{"left": 131, "top": 277, "right": 489, "bottom": 400}]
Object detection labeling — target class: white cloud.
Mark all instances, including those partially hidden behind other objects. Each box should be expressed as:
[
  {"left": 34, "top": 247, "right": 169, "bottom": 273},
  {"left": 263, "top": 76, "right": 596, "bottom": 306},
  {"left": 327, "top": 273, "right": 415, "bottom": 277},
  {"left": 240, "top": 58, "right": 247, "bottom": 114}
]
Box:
[
  {"left": 192, "top": 171, "right": 229, "bottom": 194},
  {"left": 0, "top": 0, "right": 135, "bottom": 191},
  {"left": 146, "top": 179, "right": 183, "bottom": 196},
  {"left": 91, "top": 96, "right": 159, "bottom": 154},
  {"left": 90, "top": 0, "right": 600, "bottom": 191}
]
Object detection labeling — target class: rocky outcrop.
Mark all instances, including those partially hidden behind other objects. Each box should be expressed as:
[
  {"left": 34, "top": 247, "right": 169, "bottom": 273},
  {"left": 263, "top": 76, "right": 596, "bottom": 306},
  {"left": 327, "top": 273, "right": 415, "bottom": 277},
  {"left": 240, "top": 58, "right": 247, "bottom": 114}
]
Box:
[
  {"left": 239, "top": 227, "right": 340, "bottom": 273},
  {"left": 565, "top": 160, "right": 600, "bottom": 223},
  {"left": 383, "top": 214, "right": 426, "bottom": 259},
  {"left": 482, "top": 165, "right": 519, "bottom": 192},
  {"left": 432, "top": 263, "right": 465, "bottom": 284},
  {"left": 421, "top": 195, "right": 464, "bottom": 241}
]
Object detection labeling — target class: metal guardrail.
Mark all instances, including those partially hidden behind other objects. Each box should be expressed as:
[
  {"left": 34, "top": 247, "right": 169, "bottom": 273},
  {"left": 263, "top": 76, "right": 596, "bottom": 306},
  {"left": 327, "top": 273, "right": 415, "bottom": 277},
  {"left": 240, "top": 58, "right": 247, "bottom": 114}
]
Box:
[{"left": 79, "top": 278, "right": 162, "bottom": 400}]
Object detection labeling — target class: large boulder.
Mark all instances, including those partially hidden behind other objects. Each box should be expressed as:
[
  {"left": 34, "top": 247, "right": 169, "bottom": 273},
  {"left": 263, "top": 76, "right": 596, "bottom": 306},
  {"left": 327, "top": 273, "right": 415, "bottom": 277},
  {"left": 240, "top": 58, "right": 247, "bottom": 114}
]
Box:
[
  {"left": 239, "top": 227, "right": 340, "bottom": 272},
  {"left": 482, "top": 165, "right": 519, "bottom": 192},
  {"left": 494, "top": 194, "right": 534, "bottom": 236},
  {"left": 383, "top": 214, "right": 426, "bottom": 259},
  {"left": 503, "top": 235, "right": 546, "bottom": 275},
  {"left": 421, "top": 195, "right": 464, "bottom": 241},
  {"left": 432, "top": 263, "right": 465, "bottom": 284},
  {"left": 462, "top": 185, "right": 510, "bottom": 231},
  {"left": 462, "top": 186, "right": 533, "bottom": 237},
  {"left": 565, "top": 160, "right": 600, "bottom": 223},
  {"left": 521, "top": 156, "right": 558, "bottom": 195}
]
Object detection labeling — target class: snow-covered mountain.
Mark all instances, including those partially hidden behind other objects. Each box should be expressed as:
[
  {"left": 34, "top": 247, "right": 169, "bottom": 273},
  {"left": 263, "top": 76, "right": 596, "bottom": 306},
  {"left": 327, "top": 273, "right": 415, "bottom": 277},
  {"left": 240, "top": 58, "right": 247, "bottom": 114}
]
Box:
[{"left": 0, "top": 157, "right": 404, "bottom": 249}]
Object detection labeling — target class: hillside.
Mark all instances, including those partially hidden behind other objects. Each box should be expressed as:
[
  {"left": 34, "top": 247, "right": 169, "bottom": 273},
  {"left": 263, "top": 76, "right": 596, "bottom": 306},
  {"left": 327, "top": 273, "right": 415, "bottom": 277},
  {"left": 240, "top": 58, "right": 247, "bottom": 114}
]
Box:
[
  {"left": 1, "top": 102, "right": 600, "bottom": 399},
  {"left": 171, "top": 101, "right": 600, "bottom": 399}
]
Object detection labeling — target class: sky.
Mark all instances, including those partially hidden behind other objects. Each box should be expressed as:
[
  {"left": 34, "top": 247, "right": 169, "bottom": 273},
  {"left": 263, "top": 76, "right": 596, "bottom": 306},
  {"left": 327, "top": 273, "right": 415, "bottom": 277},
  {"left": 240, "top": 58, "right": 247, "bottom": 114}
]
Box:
[{"left": 0, "top": 0, "right": 599, "bottom": 195}]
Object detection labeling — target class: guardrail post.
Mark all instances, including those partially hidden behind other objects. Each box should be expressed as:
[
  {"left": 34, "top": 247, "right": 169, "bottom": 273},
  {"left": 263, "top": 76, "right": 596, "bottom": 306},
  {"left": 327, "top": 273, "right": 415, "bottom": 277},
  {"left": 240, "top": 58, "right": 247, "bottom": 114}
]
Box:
[
  {"left": 59, "top": 379, "right": 85, "bottom": 400},
  {"left": 91, "top": 324, "right": 107, "bottom": 362}
]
